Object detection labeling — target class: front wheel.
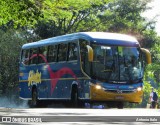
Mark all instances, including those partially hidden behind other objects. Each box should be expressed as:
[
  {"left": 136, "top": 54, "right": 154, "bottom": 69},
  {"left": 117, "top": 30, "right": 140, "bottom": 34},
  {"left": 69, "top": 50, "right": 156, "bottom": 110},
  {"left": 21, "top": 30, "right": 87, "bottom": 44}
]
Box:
[
  {"left": 117, "top": 102, "right": 124, "bottom": 109},
  {"left": 71, "top": 86, "right": 85, "bottom": 108},
  {"left": 71, "top": 86, "right": 78, "bottom": 108}
]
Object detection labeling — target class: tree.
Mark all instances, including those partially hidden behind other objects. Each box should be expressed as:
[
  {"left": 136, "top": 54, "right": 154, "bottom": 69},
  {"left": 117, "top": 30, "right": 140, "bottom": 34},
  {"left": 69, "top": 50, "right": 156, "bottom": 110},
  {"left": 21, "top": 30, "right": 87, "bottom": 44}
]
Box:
[
  {"left": 0, "top": 29, "right": 39, "bottom": 96},
  {"left": 0, "top": 0, "right": 112, "bottom": 38},
  {"left": 34, "top": 0, "right": 156, "bottom": 43},
  {"left": 0, "top": 0, "right": 43, "bottom": 27},
  {"left": 98, "top": 0, "right": 157, "bottom": 47},
  {"left": 34, "top": 0, "right": 112, "bottom": 38}
]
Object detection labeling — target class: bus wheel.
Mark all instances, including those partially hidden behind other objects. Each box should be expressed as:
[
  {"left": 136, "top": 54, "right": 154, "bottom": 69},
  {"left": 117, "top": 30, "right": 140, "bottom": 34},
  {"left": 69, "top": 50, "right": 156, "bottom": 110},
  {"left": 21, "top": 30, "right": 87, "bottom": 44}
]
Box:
[
  {"left": 106, "top": 101, "right": 116, "bottom": 108},
  {"left": 71, "top": 86, "right": 78, "bottom": 108},
  {"left": 117, "top": 102, "right": 124, "bottom": 109},
  {"left": 31, "top": 88, "right": 39, "bottom": 107}
]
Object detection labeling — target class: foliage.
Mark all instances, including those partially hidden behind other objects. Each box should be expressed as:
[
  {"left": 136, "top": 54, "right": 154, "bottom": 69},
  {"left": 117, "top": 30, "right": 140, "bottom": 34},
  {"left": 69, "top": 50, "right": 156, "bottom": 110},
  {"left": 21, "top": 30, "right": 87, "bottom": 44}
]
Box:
[
  {"left": 100, "top": 0, "right": 157, "bottom": 48},
  {"left": 0, "top": 29, "right": 39, "bottom": 96},
  {"left": 0, "top": 29, "right": 22, "bottom": 94},
  {"left": 141, "top": 61, "right": 160, "bottom": 108},
  {"left": 0, "top": 0, "right": 43, "bottom": 27},
  {"left": 34, "top": 0, "right": 112, "bottom": 38}
]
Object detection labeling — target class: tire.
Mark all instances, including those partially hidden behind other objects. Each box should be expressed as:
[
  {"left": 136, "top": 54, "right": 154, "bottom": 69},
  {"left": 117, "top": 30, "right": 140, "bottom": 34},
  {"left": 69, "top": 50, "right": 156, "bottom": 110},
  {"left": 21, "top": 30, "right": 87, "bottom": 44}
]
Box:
[
  {"left": 106, "top": 101, "right": 116, "bottom": 108},
  {"left": 71, "top": 86, "right": 78, "bottom": 108},
  {"left": 71, "top": 85, "right": 85, "bottom": 108},
  {"left": 90, "top": 103, "right": 93, "bottom": 108},
  {"left": 117, "top": 102, "right": 124, "bottom": 109},
  {"left": 30, "top": 88, "right": 39, "bottom": 108}
]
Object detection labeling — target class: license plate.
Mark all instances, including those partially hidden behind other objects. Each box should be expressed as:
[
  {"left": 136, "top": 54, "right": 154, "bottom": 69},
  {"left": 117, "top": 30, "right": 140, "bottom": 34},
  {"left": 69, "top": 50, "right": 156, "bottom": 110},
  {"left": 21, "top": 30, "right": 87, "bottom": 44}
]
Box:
[{"left": 115, "top": 96, "right": 124, "bottom": 100}]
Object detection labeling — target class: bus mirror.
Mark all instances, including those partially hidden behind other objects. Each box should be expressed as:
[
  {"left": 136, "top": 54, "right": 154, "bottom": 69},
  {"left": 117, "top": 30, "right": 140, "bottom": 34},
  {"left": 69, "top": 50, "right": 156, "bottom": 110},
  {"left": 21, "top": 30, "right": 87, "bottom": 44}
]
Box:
[
  {"left": 141, "top": 48, "right": 151, "bottom": 64},
  {"left": 86, "top": 45, "right": 93, "bottom": 62}
]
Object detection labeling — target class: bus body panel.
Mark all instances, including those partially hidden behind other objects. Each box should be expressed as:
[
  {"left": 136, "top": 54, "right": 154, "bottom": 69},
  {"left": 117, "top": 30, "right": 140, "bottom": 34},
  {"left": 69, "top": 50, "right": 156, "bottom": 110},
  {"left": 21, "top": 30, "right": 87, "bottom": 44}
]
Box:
[
  {"left": 22, "top": 32, "right": 139, "bottom": 50},
  {"left": 90, "top": 82, "right": 143, "bottom": 103},
  {"left": 19, "top": 60, "right": 90, "bottom": 100}
]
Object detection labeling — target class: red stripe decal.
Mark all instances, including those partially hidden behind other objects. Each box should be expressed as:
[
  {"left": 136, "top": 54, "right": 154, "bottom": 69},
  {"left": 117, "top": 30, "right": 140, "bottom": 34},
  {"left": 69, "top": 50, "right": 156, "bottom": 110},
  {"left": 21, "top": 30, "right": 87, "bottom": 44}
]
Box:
[{"left": 30, "top": 54, "right": 77, "bottom": 95}]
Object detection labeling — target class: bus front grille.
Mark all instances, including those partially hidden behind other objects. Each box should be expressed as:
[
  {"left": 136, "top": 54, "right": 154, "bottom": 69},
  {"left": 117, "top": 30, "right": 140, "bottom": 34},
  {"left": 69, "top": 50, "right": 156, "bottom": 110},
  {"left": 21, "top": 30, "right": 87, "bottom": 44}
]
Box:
[{"left": 104, "top": 89, "right": 135, "bottom": 94}]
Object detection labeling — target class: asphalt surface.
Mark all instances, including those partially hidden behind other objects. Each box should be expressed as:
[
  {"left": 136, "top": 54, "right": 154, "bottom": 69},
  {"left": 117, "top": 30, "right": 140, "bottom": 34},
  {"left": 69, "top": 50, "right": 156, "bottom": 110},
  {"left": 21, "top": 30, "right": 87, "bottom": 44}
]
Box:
[{"left": 0, "top": 107, "right": 160, "bottom": 125}]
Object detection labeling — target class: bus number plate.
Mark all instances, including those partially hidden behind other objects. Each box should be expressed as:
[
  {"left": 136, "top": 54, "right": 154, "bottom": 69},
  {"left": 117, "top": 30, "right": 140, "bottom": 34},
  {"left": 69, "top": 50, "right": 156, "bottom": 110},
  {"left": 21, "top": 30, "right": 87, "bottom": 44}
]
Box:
[{"left": 115, "top": 96, "right": 124, "bottom": 100}]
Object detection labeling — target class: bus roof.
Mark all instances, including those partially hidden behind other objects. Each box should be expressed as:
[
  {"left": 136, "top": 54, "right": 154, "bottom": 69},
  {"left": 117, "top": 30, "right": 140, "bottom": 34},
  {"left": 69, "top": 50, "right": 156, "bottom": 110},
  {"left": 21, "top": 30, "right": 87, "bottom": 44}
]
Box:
[{"left": 22, "top": 32, "right": 139, "bottom": 49}]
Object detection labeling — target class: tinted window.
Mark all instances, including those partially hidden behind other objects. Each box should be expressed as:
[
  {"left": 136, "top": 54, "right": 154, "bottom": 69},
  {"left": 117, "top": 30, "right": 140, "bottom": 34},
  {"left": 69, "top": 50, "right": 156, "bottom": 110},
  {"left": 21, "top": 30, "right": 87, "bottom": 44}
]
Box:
[
  {"left": 30, "top": 48, "right": 38, "bottom": 64},
  {"left": 38, "top": 46, "right": 48, "bottom": 64},
  {"left": 79, "top": 39, "right": 90, "bottom": 75},
  {"left": 48, "top": 45, "right": 57, "bottom": 62},
  {"left": 21, "top": 49, "right": 30, "bottom": 65},
  {"left": 58, "top": 43, "right": 67, "bottom": 62},
  {"left": 68, "top": 42, "right": 78, "bottom": 61}
]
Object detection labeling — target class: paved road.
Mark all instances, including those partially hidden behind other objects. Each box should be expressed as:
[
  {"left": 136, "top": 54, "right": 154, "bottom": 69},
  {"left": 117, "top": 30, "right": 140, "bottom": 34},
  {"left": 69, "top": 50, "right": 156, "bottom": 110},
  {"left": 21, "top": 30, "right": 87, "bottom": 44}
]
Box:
[{"left": 0, "top": 107, "right": 160, "bottom": 125}]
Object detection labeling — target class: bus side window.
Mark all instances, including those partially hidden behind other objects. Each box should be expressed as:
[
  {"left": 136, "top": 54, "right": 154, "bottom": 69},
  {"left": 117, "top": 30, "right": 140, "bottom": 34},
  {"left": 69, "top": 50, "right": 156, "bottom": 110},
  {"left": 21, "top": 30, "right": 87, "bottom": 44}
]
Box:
[
  {"left": 39, "top": 46, "right": 48, "bottom": 64},
  {"left": 68, "top": 42, "right": 78, "bottom": 61},
  {"left": 22, "top": 49, "right": 30, "bottom": 65},
  {"left": 30, "top": 48, "right": 38, "bottom": 65},
  {"left": 58, "top": 43, "right": 67, "bottom": 62},
  {"left": 48, "top": 45, "right": 57, "bottom": 62},
  {"left": 79, "top": 39, "right": 90, "bottom": 75}
]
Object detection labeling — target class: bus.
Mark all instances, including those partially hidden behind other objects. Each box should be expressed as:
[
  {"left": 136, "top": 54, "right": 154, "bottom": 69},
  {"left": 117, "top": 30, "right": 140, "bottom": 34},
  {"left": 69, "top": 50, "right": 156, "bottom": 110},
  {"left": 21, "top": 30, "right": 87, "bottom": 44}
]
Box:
[{"left": 19, "top": 32, "right": 151, "bottom": 108}]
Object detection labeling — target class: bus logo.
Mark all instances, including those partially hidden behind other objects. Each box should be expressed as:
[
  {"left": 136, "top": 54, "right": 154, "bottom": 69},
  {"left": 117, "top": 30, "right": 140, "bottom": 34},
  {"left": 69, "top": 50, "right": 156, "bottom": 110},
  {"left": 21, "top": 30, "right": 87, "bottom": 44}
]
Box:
[
  {"left": 117, "top": 90, "right": 122, "bottom": 94},
  {"left": 28, "top": 70, "right": 41, "bottom": 86}
]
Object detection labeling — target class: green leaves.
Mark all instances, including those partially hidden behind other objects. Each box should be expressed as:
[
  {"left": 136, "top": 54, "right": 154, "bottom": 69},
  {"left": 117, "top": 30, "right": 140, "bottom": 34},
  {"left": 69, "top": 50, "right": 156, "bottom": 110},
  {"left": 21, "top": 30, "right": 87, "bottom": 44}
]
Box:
[
  {"left": 0, "top": 0, "right": 42, "bottom": 27},
  {"left": 0, "top": 28, "right": 39, "bottom": 95},
  {"left": 0, "top": 0, "right": 112, "bottom": 28}
]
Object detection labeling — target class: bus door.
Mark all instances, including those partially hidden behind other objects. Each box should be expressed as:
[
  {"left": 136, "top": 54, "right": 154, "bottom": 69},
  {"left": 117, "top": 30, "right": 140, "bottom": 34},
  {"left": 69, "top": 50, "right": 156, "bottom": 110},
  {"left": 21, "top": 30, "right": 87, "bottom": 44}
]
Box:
[{"left": 79, "top": 39, "right": 91, "bottom": 99}]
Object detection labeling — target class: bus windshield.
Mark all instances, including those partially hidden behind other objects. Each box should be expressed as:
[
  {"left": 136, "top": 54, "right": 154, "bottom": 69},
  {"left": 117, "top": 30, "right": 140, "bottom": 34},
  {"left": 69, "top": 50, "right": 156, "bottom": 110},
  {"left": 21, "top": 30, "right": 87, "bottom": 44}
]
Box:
[{"left": 91, "top": 44, "right": 143, "bottom": 83}]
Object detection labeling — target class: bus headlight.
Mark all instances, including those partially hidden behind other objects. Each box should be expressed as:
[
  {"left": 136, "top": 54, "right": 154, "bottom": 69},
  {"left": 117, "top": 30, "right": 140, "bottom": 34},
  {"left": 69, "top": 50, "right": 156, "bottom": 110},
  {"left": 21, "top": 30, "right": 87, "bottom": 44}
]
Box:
[
  {"left": 95, "top": 85, "right": 102, "bottom": 90},
  {"left": 137, "top": 87, "right": 142, "bottom": 92}
]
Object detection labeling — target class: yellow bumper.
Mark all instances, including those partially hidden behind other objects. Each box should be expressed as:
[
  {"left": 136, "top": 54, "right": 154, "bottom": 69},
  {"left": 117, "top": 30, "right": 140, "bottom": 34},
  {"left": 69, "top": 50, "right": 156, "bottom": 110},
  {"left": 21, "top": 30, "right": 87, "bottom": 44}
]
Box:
[{"left": 90, "top": 85, "right": 143, "bottom": 103}]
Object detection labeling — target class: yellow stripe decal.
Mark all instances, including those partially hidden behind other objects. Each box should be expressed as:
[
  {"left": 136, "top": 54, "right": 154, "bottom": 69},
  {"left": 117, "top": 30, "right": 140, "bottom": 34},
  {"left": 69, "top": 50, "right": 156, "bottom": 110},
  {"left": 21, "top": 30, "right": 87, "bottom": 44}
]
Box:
[{"left": 19, "top": 77, "right": 89, "bottom": 83}]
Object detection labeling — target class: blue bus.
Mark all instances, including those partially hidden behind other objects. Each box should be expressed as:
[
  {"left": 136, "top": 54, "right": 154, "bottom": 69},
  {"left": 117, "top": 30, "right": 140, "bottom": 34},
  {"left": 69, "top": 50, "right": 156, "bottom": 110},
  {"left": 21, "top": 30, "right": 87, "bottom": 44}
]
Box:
[{"left": 19, "top": 32, "right": 151, "bottom": 108}]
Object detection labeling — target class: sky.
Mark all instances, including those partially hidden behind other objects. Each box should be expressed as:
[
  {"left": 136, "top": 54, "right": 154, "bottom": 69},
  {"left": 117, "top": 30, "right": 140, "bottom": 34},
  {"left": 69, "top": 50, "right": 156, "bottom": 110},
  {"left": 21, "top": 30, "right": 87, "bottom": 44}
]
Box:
[{"left": 142, "top": 0, "right": 160, "bottom": 35}]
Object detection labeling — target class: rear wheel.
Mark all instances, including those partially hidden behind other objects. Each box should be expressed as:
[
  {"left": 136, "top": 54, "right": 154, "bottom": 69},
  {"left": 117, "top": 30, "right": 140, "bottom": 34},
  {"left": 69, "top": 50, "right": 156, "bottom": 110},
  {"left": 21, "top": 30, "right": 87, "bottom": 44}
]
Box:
[
  {"left": 32, "top": 89, "right": 38, "bottom": 106},
  {"left": 29, "top": 88, "right": 39, "bottom": 108}
]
